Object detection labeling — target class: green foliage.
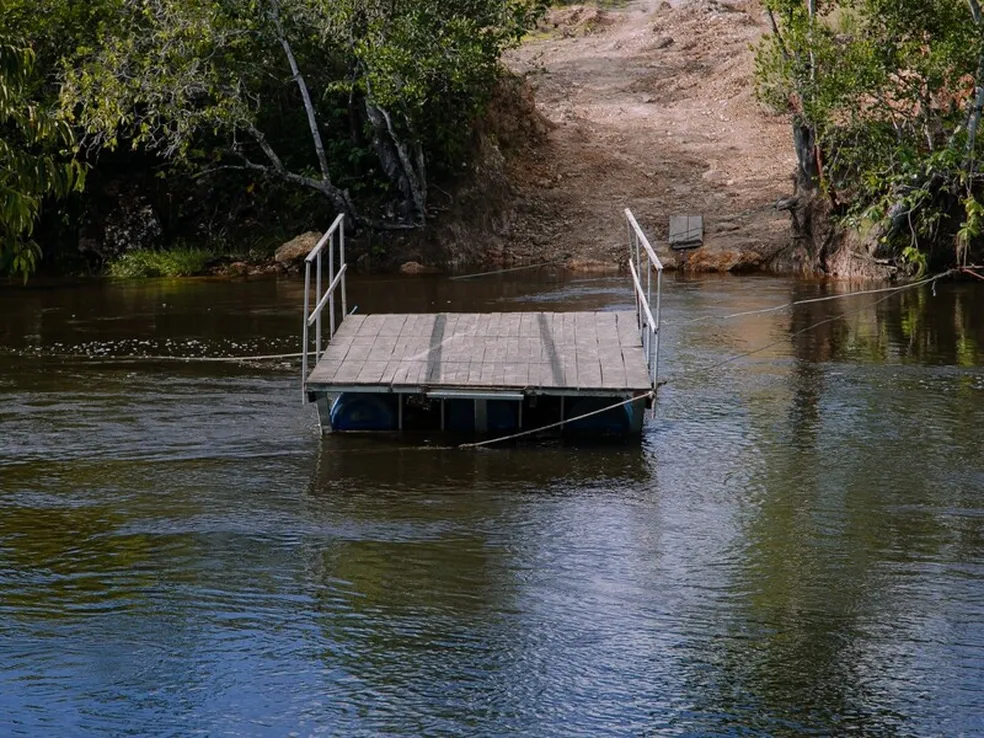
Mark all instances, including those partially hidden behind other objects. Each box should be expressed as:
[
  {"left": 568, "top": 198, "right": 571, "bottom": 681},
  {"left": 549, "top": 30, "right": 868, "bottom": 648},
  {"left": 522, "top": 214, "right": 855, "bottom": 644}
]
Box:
[
  {"left": 901, "top": 245, "right": 928, "bottom": 277},
  {"left": 107, "top": 248, "right": 214, "bottom": 278},
  {"left": 0, "top": 39, "right": 85, "bottom": 278},
  {"left": 755, "top": 0, "right": 984, "bottom": 268},
  {"left": 0, "top": 0, "right": 546, "bottom": 274},
  {"left": 62, "top": 0, "right": 546, "bottom": 214},
  {"left": 61, "top": 1, "right": 261, "bottom": 158},
  {"left": 351, "top": 0, "right": 546, "bottom": 163}
]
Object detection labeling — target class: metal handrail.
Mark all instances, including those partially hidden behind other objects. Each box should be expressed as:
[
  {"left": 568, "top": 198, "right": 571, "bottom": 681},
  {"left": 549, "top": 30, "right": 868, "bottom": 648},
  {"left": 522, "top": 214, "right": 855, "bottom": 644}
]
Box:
[
  {"left": 625, "top": 209, "right": 663, "bottom": 389},
  {"left": 301, "top": 214, "right": 347, "bottom": 399},
  {"left": 625, "top": 209, "right": 664, "bottom": 272},
  {"left": 305, "top": 213, "right": 345, "bottom": 265}
]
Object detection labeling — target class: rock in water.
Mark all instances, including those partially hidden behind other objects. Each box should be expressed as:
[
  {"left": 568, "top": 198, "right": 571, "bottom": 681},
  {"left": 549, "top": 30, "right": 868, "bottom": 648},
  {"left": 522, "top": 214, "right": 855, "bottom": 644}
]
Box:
[
  {"left": 275, "top": 231, "right": 323, "bottom": 265},
  {"left": 399, "top": 261, "right": 437, "bottom": 275}
]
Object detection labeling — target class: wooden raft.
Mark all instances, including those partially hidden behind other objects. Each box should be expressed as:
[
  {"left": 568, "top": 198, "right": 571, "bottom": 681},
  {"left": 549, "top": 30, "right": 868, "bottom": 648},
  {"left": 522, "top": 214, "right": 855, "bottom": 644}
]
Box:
[{"left": 305, "top": 311, "right": 653, "bottom": 396}]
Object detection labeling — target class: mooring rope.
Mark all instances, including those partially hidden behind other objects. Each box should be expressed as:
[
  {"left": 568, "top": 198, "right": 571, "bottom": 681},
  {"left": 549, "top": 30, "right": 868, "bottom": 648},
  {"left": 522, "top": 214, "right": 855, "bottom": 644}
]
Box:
[
  {"left": 132, "top": 351, "right": 303, "bottom": 362},
  {"left": 7, "top": 350, "right": 303, "bottom": 363},
  {"left": 449, "top": 259, "right": 567, "bottom": 281},
  {"left": 650, "top": 269, "right": 964, "bottom": 398},
  {"left": 669, "top": 270, "right": 953, "bottom": 325}
]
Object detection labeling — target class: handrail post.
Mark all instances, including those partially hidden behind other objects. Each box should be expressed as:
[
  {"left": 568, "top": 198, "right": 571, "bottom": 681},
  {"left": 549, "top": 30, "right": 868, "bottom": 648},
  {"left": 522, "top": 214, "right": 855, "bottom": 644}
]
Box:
[
  {"left": 302, "top": 260, "right": 311, "bottom": 400},
  {"left": 634, "top": 232, "right": 640, "bottom": 328},
  {"left": 315, "top": 250, "right": 322, "bottom": 361},
  {"left": 643, "top": 327, "right": 649, "bottom": 381},
  {"left": 328, "top": 231, "right": 336, "bottom": 339},
  {"left": 654, "top": 268, "right": 662, "bottom": 389},
  {"left": 646, "top": 252, "right": 652, "bottom": 326},
  {"left": 340, "top": 218, "right": 347, "bottom": 317}
]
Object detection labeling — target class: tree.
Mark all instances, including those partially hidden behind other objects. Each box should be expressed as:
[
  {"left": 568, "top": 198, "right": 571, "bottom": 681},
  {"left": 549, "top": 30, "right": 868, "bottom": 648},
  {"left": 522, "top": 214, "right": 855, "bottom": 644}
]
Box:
[
  {"left": 62, "top": 0, "right": 545, "bottom": 228},
  {"left": 756, "top": 0, "right": 984, "bottom": 270},
  {"left": 349, "top": 0, "right": 546, "bottom": 223},
  {"left": 0, "top": 39, "right": 84, "bottom": 278}
]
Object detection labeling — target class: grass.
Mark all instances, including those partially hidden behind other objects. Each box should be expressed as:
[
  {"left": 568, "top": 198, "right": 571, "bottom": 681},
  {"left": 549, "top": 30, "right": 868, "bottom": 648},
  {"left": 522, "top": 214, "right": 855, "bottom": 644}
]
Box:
[{"left": 107, "top": 248, "right": 215, "bottom": 278}]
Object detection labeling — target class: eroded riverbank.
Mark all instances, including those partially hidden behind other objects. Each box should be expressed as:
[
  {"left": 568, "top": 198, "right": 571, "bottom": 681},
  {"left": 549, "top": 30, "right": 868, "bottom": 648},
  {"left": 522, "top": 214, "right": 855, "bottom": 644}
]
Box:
[{"left": 497, "top": 0, "right": 793, "bottom": 272}]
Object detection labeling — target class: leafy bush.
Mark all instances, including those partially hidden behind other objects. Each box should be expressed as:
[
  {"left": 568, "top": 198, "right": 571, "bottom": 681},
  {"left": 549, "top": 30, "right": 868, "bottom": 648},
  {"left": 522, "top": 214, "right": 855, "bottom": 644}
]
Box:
[
  {"left": 0, "top": 38, "right": 85, "bottom": 279},
  {"left": 62, "top": 0, "right": 548, "bottom": 230}
]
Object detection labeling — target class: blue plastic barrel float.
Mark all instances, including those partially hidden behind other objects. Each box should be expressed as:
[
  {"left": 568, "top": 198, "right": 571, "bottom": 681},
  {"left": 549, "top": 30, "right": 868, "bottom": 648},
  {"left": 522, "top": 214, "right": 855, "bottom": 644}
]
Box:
[{"left": 330, "top": 393, "right": 398, "bottom": 431}]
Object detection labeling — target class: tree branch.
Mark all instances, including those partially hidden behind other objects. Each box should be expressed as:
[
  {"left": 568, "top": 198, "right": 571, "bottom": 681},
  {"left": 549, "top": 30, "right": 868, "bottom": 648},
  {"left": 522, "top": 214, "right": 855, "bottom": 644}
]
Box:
[
  {"left": 269, "top": 0, "right": 332, "bottom": 186},
  {"left": 193, "top": 163, "right": 254, "bottom": 178},
  {"left": 767, "top": 9, "right": 790, "bottom": 60},
  {"left": 242, "top": 123, "right": 359, "bottom": 214},
  {"left": 370, "top": 102, "right": 427, "bottom": 223},
  {"left": 969, "top": 0, "right": 982, "bottom": 24},
  {"left": 964, "top": 1, "right": 984, "bottom": 180}
]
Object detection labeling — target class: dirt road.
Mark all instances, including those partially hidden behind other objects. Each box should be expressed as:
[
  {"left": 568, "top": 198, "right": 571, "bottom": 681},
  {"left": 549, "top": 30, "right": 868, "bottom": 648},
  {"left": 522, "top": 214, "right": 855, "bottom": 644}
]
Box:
[{"left": 500, "top": 0, "right": 796, "bottom": 271}]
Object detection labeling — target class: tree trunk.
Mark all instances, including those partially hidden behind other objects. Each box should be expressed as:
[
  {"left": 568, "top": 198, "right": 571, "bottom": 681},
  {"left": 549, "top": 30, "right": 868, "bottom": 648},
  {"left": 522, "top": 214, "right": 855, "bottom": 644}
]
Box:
[
  {"left": 965, "top": 0, "right": 984, "bottom": 175},
  {"left": 365, "top": 101, "right": 427, "bottom": 225},
  {"left": 793, "top": 120, "right": 818, "bottom": 193},
  {"left": 268, "top": 0, "right": 356, "bottom": 220}
]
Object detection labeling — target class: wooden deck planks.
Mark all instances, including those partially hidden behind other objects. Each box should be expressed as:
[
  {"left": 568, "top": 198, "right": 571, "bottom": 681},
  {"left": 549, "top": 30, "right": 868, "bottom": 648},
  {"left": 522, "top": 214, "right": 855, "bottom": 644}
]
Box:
[{"left": 307, "top": 310, "right": 653, "bottom": 393}]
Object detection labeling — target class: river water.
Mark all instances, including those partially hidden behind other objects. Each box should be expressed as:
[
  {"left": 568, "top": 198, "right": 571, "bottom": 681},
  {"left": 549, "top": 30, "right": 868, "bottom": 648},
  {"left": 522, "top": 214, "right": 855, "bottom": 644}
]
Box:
[{"left": 2, "top": 271, "right": 983, "bottom": 737}]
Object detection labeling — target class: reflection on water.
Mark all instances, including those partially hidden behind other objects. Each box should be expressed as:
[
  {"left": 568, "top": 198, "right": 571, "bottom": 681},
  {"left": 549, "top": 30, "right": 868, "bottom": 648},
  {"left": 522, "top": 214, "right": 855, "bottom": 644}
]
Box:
[
  {"left": 1, "top": 273, "right": 984, "bottom": 736},
  {"left": 786, "top": 279, "right": 984, "bottom": 366}
]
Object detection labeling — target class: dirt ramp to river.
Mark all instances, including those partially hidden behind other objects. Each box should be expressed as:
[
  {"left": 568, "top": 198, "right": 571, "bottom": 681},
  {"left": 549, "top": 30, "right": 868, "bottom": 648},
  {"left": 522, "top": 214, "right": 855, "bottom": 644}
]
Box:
[{"left": 502, "top": 0, "right": 796, "bottom": 271}]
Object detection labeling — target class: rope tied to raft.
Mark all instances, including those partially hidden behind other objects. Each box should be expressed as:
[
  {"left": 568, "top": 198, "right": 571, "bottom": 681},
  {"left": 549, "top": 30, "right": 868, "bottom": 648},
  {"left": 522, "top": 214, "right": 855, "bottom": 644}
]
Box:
[{"left": 4, "top": 266, "right": 975, "bottom": 451}]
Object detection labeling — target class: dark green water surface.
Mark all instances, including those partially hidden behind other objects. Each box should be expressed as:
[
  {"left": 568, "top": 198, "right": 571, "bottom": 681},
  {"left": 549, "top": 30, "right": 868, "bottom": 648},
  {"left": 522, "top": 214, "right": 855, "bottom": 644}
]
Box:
[{"left": 2, "top": 271, "right": 983, "bottom": 736}]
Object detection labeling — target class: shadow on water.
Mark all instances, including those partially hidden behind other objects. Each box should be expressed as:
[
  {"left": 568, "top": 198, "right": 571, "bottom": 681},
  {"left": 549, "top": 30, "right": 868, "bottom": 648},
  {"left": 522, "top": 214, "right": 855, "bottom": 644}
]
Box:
[
  {"left": 308, "top": 433, "right": 652, "bottom": 491},
  {"left": 286, "top": 436, "right": 666, "bottom": 735}
]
